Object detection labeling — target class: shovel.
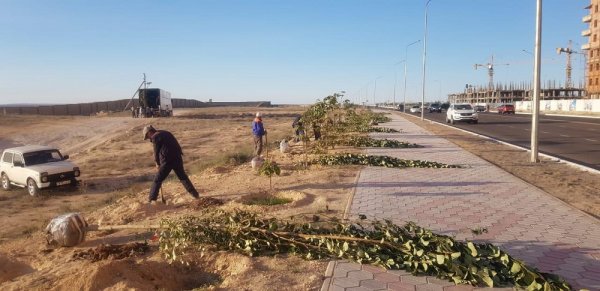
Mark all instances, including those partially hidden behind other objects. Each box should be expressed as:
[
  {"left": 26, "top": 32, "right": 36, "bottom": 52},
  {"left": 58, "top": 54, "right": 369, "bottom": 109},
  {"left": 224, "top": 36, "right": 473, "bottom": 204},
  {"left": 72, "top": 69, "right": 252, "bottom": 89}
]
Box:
[{"left": 160, "top": 187, "right": 166, "bottom": 204}]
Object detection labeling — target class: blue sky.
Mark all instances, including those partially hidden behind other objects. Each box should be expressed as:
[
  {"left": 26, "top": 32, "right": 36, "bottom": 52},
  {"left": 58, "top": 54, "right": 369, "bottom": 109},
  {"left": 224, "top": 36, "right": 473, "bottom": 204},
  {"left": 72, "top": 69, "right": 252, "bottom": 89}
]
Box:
[{"left": 0, "top": 0, "right": 590, "bottom": 105}]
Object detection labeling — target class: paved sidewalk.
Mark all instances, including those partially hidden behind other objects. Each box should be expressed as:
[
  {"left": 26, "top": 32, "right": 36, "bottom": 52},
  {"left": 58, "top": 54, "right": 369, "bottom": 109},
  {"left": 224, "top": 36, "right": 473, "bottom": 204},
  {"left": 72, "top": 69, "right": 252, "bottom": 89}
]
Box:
[{"left": 321, "top": 113, "right": 600, "bottom": 290}]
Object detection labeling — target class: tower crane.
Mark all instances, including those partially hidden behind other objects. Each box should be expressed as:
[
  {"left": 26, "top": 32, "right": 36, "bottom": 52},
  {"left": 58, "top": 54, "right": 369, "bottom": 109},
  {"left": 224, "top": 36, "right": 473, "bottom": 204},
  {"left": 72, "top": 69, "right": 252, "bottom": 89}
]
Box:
[
  {"left": 557, "top": 40, "right": 576, "bottom": 88},
  {"left": 474, "top": 55, "right": 509, "bottom": 90}
]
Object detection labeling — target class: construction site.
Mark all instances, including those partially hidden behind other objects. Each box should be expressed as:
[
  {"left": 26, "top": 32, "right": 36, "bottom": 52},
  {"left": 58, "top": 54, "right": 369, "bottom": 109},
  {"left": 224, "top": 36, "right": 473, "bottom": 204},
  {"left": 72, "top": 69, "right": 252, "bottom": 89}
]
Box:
[{"left": 448, "top": 41, "right": 589, "bottom": 107}]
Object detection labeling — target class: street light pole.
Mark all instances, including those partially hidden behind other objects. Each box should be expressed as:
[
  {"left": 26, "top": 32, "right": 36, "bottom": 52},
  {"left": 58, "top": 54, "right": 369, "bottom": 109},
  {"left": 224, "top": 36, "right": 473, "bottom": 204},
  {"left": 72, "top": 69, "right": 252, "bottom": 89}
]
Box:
[
  {"left": 403, "top": 40, "right": 421, "bottom": 113},
  {"left": 421, "top": 0, "right": 432, "bottom": 121},
  {"left": 531, "top": 0, "right": 542, "bottom": 163},
  {"left": 373, "top": 76, "right": 382, "bottom": 106},
  {"left": 393, "top": 61, "right": 405, "bottom": 109}
]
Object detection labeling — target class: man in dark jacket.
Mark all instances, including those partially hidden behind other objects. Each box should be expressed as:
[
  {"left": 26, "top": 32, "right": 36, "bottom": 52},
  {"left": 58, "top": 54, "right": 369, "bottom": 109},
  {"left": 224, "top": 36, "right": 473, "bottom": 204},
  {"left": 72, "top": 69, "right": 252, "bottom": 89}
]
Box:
[
  {"left": 143, "top": 125, "right": 199, "bottom": 203},
  {"left": 252, "top": 112, "right": 266, "bottom": 156}
]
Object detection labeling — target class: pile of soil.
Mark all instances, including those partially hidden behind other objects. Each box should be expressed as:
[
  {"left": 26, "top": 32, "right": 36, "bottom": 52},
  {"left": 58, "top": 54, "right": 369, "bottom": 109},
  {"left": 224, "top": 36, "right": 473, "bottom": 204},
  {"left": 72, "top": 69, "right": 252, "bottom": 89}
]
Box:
[
  {"left": 72, "top": 242, "right": 149, "bottom": 262},
  {"left": 190, "top": 197, "right": 224, "bottom": 210}
]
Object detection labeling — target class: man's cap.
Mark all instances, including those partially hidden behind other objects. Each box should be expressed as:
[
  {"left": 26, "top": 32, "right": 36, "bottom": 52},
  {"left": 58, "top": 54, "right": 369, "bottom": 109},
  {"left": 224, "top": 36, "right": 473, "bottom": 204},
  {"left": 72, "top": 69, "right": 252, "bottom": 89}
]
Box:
[
  {"left": 143, "top": 125, "right": 156, "bottom": 140},
  {"left": 256, "top": 112, "right": 262, "bottom": 117}
]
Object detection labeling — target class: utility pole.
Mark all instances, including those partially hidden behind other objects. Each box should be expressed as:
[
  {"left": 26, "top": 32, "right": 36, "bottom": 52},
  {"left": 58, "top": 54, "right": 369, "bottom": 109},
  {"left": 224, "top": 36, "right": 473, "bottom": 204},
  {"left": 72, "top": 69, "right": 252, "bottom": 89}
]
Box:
[{"left": 531, "top": 0, "right": 542, "bottom": 163}]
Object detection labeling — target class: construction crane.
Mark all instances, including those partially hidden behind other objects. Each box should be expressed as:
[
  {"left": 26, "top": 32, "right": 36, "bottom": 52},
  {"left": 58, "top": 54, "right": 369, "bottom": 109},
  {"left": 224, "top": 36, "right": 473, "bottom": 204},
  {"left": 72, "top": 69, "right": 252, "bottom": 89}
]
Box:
[
  {"left": 557, "top": 40, "right": 576, "bottom": 88},
  {"left": 474, "top": 55, "right": 509, "bottom": 90}
]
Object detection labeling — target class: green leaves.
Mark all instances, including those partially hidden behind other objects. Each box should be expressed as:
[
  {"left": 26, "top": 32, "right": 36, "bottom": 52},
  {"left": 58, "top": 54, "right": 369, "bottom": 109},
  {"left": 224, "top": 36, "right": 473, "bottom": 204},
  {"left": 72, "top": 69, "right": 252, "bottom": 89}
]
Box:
[
  {"left": 312, "top": 153, "right": 461, "bottom": 169},
  {"left": 258, "top": 159, "right": 281, "bottom": 191},
  {"left": 258, "top": 159, "right": 281, "bottom": 177},
  {"left": 340, "top": 136, "right": 421, "bottom": 148},
  {"left": 365, "top": 127, "right": 400, "bottom": 133},
  {"left": 158, "top": 210, "right": 572, "bottom": 290}
]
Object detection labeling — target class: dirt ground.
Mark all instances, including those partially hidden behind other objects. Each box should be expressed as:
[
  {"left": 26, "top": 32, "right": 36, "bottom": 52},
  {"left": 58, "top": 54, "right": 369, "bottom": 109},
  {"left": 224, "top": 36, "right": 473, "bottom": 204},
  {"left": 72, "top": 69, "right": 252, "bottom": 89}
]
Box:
[
  {"left": 2, "top": 106, "right": 597, "bottom": 290},
  {"left": 402, "top": 112, "right": 600, "bottom": 219},
  {"left": 0, "top": 106, "right": 359, "bottom": 290}
]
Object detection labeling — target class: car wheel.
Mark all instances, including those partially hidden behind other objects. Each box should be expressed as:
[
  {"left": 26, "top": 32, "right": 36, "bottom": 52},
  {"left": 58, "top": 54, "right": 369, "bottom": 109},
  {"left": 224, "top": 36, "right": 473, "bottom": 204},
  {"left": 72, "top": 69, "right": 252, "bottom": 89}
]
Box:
[
  {"left": 70, "top": 179, "right": 79, "bottom": 187},
  {"left": 27, "top": 178, "right": 39, "bottom": 197},
  {"left": 1, "top": 173, "right": 11, "bottom": 191}
]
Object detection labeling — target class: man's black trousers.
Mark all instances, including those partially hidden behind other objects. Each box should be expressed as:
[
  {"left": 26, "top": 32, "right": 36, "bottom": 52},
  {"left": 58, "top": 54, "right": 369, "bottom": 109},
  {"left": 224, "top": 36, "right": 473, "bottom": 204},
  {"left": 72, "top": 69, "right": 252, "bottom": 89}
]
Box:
[{"left": 149, "top": 160, "right": 199, "bottom": 201}]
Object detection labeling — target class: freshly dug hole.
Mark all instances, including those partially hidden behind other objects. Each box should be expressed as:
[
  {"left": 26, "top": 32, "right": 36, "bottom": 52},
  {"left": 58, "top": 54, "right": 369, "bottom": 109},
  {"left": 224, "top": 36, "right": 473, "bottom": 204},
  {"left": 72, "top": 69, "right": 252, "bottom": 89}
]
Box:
[
  {"left": 0, "top": 254, "right": 35, "bottom": 283},
  {"left": 72, "top": 242, "right": 150, "bottom": 262},
  {"left": 240, "top": 191, "right": 305, "bottom": 206}
]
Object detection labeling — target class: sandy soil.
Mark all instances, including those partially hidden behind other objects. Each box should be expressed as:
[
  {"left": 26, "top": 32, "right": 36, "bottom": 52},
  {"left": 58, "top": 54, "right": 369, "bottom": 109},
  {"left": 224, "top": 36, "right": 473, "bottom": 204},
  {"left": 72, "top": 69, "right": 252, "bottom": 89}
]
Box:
[
  {"left": 0, "top": 106, "right": 359, "bottom": 291},
  {"left": 402, "top": 112, "right": 600, "bottom": 219}
]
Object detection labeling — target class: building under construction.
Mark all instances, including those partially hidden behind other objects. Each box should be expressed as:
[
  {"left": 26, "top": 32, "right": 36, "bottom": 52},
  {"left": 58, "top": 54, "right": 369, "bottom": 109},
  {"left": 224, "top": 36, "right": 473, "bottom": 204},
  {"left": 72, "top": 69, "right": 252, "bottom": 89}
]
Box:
[
  {"left": 448, "top": 82, "right": 586, "bottom": 105},
  {"left": 583, "top": 1, "right": 600, "bottom": 98},
  {"left": 449, "top": 1, "right": 600, "bottom": 105}
]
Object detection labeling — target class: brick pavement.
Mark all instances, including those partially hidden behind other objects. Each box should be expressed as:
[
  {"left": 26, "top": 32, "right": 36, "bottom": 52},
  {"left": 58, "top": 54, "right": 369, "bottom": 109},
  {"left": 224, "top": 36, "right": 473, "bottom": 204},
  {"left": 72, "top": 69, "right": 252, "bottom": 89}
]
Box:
[{"left": 321, "top": 113, "right": 600, "bottom": 291}]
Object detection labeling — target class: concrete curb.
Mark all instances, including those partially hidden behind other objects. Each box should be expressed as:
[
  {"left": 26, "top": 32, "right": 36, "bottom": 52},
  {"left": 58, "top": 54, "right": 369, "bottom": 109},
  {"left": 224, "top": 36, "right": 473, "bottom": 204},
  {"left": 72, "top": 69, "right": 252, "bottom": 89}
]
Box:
[{"left": 321, "top": 164, "right": 362, "bottom": 291}]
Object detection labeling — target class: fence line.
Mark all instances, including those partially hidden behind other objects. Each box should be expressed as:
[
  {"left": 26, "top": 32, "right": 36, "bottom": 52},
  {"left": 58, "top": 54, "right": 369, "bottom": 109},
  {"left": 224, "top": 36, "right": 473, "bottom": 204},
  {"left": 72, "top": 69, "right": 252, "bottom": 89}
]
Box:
[{"left": 0, "top": 99, "right": 271, "bottom": 116}]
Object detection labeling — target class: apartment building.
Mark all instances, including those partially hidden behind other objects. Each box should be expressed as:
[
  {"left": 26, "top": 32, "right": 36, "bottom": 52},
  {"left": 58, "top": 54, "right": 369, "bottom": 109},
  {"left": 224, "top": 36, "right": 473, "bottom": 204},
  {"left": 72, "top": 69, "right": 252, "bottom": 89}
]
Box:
[{"left": 584, "top": 1, "right": 600, "bottom": 98}]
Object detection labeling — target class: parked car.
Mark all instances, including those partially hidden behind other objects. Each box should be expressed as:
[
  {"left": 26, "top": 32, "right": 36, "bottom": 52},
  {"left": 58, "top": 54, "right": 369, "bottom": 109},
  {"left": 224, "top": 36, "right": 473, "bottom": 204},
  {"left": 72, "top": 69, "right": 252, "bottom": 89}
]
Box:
[
  {"left": 429, "top": 104, "right": 442, "bottom": 113},
  {"left": 446, "top": 103, "right": 478, "bottom": 124},
  {"left": 474, "top": 105, "right": 486, "bottom": 112},
  {"left": 0, "top": 145, "right": 80, "bottom": 196},
  {"left": 497, "top": 104, "right": 515, "bottom": 114},
  {"left": 410, "top": 106, "right": 421, "bottom": 113}
]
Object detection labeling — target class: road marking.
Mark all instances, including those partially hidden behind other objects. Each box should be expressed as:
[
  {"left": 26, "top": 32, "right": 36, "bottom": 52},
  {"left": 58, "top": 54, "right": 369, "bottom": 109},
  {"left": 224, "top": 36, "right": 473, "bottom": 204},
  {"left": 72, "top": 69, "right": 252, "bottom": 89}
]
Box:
[
  {"left": 541, "top": 131, "right": 549, "bottom": 134},
  {"left": 560, "top": 134, "right": 570, "bottom": 137},
  {"left": 586, "top": 138, "right": 598, "bottom": 142},
  {"left": 523, "top": 128, "right": 530, "bottom": 131},
  {"left": 503, "top": 114, "right": 600, "bottom": 126}
]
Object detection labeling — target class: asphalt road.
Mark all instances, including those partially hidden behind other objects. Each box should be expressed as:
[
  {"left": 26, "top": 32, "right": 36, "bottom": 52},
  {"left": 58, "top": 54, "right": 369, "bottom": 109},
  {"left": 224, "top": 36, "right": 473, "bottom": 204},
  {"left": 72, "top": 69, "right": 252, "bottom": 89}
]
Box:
[{"left": 404, "top": 110, "right": 600, "bottom": 171}]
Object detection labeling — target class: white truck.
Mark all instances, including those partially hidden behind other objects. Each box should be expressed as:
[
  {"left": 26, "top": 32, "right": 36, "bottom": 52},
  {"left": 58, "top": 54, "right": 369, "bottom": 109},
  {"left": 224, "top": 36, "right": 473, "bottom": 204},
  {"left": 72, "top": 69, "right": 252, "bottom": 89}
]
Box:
[
  {"left": 0, "top": 145, "right": 81, "bottom": 196},
  {"left": 139, "top": 88, "right": 173, "bottom": 117}
]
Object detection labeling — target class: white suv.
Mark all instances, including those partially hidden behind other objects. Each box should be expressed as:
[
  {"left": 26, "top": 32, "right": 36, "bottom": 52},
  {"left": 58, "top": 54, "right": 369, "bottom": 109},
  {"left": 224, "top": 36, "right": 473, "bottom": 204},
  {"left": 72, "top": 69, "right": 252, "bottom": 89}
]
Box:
[
  {"left": 0, "top": 145, "right": 80, "bottom": 196},
  {"left": 446, "top": 103, "right": 478, "bottom": 124}
]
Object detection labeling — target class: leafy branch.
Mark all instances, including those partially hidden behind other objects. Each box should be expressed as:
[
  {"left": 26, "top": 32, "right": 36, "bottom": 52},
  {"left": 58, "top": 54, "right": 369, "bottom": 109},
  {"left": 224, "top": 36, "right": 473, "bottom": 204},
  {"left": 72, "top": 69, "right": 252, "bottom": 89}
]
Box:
[
  {"left": 158, "top": 210, "right": 571, "bottom": 290},
  {"left": 312, "top": 153, "right": 460, "bottom": 169},
  {"left": 339, "top": 136, "right": 421, "bottom": 148}
]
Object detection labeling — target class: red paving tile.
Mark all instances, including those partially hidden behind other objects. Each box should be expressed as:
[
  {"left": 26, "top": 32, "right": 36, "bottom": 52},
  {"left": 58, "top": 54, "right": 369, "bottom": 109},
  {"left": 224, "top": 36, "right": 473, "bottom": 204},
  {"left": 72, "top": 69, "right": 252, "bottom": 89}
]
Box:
[{"left": 321, "top": 114, "right": 600, "bottom": 291}]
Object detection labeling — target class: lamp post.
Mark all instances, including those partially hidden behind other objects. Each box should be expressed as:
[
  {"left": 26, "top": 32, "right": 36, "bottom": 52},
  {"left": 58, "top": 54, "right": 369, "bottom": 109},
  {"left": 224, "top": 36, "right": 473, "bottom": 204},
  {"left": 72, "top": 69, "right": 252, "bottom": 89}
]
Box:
[
  {"left": 531, "top": 0, "right": 542, "bottom": 163},
  {"left": 421, "top": 0, "right": 432, "bottom": 120},
  {"left": 373, "top": 76, "right": 382, "bottom": 106},
  {"left": 393, "top": 61, "right": 405, "bottom": 109},
  {"left": 403, "top": 40, "right": 421, "bottom": 113}
]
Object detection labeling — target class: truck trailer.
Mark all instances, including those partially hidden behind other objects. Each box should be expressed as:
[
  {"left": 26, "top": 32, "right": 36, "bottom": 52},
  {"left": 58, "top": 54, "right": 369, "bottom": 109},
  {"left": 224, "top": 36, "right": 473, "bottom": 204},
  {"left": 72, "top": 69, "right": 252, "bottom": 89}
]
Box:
[{"left": 138, "top": 88, "right": 173, "bottom": 117}]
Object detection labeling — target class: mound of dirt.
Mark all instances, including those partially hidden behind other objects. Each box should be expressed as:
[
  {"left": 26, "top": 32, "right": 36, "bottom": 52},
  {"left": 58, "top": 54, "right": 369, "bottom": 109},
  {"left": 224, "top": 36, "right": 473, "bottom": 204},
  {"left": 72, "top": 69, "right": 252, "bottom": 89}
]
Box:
[
  {"left": 189, "top": 197, "right": 224, "bottom": 210},
  {"left": 53, "top": 259, "right": 220, "bottom": 291},
  {"left": 0, "top": 254, "right": 35, "bottom": 283},
  {"left": 72, "top": 242, "right": 149, "bottom": 262}
]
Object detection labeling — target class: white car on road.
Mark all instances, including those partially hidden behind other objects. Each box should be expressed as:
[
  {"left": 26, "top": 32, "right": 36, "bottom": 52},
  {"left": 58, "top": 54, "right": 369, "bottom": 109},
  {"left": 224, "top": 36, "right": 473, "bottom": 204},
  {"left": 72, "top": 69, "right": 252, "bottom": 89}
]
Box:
[
  {"left": 409, "top": 106, "right": 422, "bottom": 113},
  {"left": 446, "top": 103, "right": 478, "bottom": 124},
  {"left": 0, "top": 145, "right": 80, "bottom": 196}
]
